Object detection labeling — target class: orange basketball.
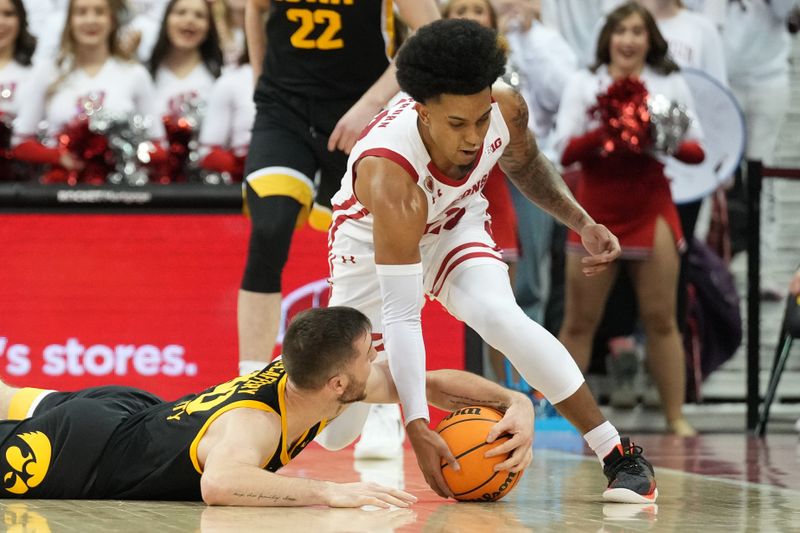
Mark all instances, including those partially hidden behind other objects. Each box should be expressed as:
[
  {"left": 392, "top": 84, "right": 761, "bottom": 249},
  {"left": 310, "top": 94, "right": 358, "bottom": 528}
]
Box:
[{"left": 435, "top": 406, "right": 524, "bottom": 502}]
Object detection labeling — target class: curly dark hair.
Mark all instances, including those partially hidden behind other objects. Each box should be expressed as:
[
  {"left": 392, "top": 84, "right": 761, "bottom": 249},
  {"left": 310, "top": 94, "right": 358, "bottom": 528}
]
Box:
[{"left": 396, "top": 19, "right": 507, "bottom": 103}]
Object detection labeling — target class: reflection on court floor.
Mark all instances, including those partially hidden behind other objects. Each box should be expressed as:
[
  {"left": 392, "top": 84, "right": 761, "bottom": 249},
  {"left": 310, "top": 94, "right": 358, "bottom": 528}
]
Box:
[{"left": 1, "top": 436, "right": 798, "bottom": 532}]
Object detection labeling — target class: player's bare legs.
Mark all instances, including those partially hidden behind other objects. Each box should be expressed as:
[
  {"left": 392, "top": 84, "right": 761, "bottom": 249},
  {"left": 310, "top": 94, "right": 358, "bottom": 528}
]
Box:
[
  {"left": 237, "top": 290, "right": 282, "bottom": 373},
  {"left": 627, "top": 218, "right": 694, "bottom": 436},
  {"left": 558, "top": 256, "right": 621, "bottom": 372}
]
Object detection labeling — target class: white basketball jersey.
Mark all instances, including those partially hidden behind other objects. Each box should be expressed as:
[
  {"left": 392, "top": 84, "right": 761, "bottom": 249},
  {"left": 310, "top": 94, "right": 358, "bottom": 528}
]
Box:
[{"left": 329, "top": 97, "right": 510, "bottom": 245}]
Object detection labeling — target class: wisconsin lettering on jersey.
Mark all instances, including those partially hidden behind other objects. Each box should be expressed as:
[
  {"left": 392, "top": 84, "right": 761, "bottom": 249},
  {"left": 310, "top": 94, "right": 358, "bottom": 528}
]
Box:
[{"left": 166, "top": 362, "right": 284, "bottom": 421}]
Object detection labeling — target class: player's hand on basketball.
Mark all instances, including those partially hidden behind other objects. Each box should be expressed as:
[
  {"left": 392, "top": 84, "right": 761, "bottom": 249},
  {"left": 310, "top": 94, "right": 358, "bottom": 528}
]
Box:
[
  {"left": 324, "top": 481, "right": 417, "bottom": 509},
  {"left": 579, "top": 223, "right": 621, "bottom": 276},
  {"left": 328, "top": 99, "right": 381, "bottom": 154},
  {"left": 484, "top": 395, "right": 534, "bottom": 473},
  {"left": 406, "top": 419, "right": 459, "bottom": 499}
]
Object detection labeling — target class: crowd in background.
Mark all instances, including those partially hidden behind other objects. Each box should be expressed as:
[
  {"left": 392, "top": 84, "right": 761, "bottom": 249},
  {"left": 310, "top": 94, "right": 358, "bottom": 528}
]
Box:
[{"left": 1, "top": 0, "right": 798, "bottom": 434}]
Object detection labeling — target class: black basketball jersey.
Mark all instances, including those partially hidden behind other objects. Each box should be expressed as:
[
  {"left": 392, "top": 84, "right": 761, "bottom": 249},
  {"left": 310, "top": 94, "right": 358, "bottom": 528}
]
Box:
[
  {"left": 90, "top": 360, "right": 327, "bottom": 500},
  {"left": 257, "top": 0, "right": 395, "bottom": 100}
]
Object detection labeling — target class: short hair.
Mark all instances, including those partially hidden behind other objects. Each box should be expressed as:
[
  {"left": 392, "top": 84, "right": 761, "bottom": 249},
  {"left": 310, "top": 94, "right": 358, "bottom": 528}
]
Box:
[
  {"left": 396, "top": 18, "right": 507, "bottom": 103},
  {"left": 592, "top": 2, "right": 679, "bottom": 76},
  {"left": 281, "top": 307, "right": 372, "bottom": 390}
]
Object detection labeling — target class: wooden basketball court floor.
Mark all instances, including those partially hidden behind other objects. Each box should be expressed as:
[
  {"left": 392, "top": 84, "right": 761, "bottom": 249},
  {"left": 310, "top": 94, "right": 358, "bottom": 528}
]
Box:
[{"left": 1, "top": 432, "right": 797, "bottom": 532}]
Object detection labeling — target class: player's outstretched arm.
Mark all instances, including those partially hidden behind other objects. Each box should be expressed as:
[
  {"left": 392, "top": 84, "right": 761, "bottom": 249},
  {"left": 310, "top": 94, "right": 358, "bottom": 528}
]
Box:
[
  {"left": 495, "top": 85, "right": 620, "bottom": 275},
  {"left": 199, "top": 408, "right": 416, "bottom": 507}
]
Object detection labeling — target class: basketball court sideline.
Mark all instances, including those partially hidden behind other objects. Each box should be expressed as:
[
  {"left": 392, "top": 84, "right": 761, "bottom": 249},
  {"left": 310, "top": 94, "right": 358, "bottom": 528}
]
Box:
[{"left": 1, "top": 433, "right": 797, "bottom": 532}]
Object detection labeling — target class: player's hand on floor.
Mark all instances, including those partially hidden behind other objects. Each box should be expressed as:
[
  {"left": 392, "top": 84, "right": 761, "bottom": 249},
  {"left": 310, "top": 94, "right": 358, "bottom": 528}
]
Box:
[
  {"left": 324, "top": 481, "right": 417, "bottom": 508},
  {"left": 485, "top": 395, "right": 534, "bottom": 473},
  {"left": 406, "top": 420, "right": 458, "bottom": 499}
]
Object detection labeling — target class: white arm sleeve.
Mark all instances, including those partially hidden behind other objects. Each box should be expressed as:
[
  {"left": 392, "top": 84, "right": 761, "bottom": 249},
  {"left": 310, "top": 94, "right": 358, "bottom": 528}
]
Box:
[{"left": 376, "top": 262, "right": 428, "bottom": 424}]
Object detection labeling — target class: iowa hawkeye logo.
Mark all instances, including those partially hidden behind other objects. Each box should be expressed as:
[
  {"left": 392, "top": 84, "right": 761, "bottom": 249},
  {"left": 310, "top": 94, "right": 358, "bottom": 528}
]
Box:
[{"left": 2, "top": 432, "right": 52, "bottom": 495}]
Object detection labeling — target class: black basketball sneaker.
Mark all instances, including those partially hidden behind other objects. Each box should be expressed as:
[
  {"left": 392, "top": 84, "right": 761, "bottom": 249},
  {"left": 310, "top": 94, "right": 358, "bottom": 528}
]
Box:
[{"left": 602, "top": 437, "right": 658, "bottom": 503}]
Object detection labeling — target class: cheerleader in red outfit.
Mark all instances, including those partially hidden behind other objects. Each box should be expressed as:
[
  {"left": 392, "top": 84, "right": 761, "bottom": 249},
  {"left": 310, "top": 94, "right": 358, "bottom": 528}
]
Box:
[
  {"left": 11, "top": 0, "right": 166, "bottom": 182},
  {"left": 554, "top": 3, "right": 704, "bottom": 436}
]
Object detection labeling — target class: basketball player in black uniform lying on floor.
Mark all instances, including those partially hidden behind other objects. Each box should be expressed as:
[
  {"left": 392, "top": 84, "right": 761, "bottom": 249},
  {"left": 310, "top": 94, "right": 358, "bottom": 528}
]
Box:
[{"left": 0, "top": 307, "right": 533, "bottom": 507}]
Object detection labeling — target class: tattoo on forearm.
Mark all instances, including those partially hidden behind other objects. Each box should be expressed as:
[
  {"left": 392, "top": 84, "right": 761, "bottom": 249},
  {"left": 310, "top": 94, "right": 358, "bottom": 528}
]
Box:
[
  {"left": 505, "top": 142, "right": 586, "bottom": 231},
  {"left": 445, "top": 394, "right": 507, "bottom": 410},
  {"left": 232, "top": 490, "right": 297, "bottom": 502},
  {"left": 498, "top": 90, "right": 588, "bottom": 231}
]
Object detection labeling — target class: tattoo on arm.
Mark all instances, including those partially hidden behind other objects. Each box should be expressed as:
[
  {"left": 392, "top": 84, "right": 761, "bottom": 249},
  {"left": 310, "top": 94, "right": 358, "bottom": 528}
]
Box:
[
  {"left": 232, "top": 490, "right": 298, "bottom": 502},
  {"left": 510, "top": 90, "right": 529, "bottom": 132},
  {"left": 443, "top": 394, "right": 508, "bottom": 411},
  {"left": 500, "top": 90, "right": 589, "bottom": 232}
]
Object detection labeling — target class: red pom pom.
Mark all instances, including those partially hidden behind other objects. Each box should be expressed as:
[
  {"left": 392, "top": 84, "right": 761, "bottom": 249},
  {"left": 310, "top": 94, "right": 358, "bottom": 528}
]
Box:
[
  {"left": 150, "top": 115, "right": 196, "bottom": 183},
  {"left": 590, "top": 77, "right": 652, "bottom": 155},
  {"left": 58, "top": 116, "right": 114, "bottom": 184}
]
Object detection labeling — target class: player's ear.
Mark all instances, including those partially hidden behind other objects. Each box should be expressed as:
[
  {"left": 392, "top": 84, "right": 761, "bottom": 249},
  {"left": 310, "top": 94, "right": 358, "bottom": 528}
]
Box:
[
  {"left": 415, "top": 102, "right": 430, "bottom": 126},
  {"left": 327, "top": 373, "right": 347, "bottom": 396}
]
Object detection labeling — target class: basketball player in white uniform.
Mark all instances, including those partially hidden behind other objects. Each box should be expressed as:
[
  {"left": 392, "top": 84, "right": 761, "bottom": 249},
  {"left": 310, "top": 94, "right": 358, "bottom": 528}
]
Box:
[{"left": 317, "top": 19, "right": 660, "bottom": 504}]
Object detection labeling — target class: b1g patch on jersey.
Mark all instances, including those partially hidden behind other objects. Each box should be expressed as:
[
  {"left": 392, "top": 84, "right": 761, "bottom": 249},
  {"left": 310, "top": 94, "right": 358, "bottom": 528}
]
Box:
[
  {"left": 486, "top": 137, "right": 503, "bottom": 155},
  {"left": 423, "top": 175, "right": 434, "bottom": 193},
  {"left": 1, "top": 431, "right": 52, "bottom": 495}
]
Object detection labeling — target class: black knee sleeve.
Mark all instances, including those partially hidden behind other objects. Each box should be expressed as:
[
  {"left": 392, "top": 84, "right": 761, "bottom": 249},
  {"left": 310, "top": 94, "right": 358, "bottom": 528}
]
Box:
[{"left": 241, "top": 192, "right": 303, "bottom": 293}]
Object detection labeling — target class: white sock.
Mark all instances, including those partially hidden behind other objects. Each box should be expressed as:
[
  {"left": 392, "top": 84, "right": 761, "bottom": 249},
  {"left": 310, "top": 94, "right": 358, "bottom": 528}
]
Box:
[
  {"left": 583, "top": 421, "right": 621, "bottom": 464},
  {"left": 239, "top": 360, "right": 267, "bottom": 376}
]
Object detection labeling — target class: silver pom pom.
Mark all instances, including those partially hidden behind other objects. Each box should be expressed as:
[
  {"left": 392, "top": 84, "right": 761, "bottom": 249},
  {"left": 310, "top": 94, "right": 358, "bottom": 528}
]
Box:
[
  {"left": 88, "top": 110, "right": 153, "bottom": 186},
  {"left": 647, "top": 94, "right": 691, "bottom": 155}
]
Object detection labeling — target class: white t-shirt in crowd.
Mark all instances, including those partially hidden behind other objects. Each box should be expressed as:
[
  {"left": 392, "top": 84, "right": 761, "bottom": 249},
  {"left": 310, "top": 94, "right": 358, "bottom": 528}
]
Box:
[
  {"left": 723, "top": 0, "right": 797, "bottom": 85},
  {"left": 13, "top": 57, "right": 165, "bottom": 143},
  {"left": 539, "top": 0, "right": 624, "bottom": 65},
  {"left": 681, "top": 0, "right": 728, "bottom": 27},
  {"left": 504, "top": 20, "right": 578, "bottom": 158},
  {"left": 657, "top": 9, "right": 728, "bottom": 85}
]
